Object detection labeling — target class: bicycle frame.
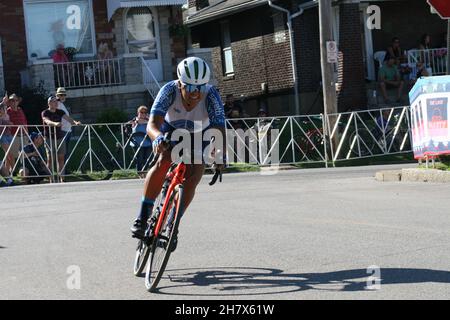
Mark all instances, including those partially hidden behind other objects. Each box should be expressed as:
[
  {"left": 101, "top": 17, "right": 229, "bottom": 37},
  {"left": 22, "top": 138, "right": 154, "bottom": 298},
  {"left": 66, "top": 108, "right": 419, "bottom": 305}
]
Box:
[{"left": 152, "top": 161, "right": 186, "bottom": 237}]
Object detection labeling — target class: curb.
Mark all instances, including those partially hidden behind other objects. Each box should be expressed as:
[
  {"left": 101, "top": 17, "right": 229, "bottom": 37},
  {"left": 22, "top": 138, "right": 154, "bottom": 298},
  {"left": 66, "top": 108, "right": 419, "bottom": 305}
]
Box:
[{"left": 375, "top": 168, "right": 450, "bottom": 183}]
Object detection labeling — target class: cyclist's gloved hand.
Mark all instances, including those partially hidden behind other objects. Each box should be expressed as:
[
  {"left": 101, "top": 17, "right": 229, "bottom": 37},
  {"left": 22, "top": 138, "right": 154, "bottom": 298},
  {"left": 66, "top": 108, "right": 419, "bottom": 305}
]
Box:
[{"left": 152, "top": 134, "right": 167, "bottom": 154}]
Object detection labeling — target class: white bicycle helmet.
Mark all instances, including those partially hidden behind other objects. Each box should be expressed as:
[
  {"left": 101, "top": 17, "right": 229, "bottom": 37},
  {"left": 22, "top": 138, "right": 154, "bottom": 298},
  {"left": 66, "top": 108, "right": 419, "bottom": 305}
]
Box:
[{"left": 177, "top": 57, "right": 211, "bottom": 85}]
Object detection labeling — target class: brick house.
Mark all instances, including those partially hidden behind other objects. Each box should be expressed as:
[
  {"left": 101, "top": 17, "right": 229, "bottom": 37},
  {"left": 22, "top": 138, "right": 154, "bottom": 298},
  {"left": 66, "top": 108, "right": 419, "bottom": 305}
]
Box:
[
  {"left": 0, "top": 0, "right": 187, "bottom": 122},
  {"left": 185, "top": 0, "right": 448, "bottom": 116}
]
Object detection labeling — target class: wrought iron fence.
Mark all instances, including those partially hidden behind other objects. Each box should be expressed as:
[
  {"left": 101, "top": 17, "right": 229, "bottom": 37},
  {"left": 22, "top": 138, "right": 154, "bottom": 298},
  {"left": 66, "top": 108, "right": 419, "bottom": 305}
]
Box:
[{"left": 0, "top": 106, "right": 414, "bottom": 183}]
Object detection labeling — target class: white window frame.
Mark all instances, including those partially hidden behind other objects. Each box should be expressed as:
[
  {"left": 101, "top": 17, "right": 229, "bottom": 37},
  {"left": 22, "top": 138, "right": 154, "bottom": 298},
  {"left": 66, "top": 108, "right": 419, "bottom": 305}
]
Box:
[
  {"left": 23, "top": 0, "right": 97, "bottom": 60},
  {"left": 220, "top": 20, "right": 234, "bottom": 75},
  {"left": 272, "top": 12, "right": 287, "bottom": 44}
]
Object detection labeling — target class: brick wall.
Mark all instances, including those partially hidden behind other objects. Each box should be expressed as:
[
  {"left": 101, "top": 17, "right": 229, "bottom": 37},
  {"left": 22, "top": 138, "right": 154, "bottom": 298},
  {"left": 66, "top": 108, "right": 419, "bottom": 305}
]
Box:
[
  {"left": 337, "top": 3, "right": 367, "bottom": 111},
  {"left": 93, "top": 0, "right": 116, "bottom": 56},
  {"left": 0, "top": 0, "right": 27, "bottom": 92},
  {"left": 191, "top": 7, "right": 294, "bottom": 106}
]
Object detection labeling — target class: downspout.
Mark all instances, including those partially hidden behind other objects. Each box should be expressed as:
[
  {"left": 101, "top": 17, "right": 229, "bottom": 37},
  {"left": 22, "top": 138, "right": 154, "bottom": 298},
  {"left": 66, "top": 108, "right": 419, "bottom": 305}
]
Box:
[{"left": 268, "top": 1, "right": 304, "bottom": 115}]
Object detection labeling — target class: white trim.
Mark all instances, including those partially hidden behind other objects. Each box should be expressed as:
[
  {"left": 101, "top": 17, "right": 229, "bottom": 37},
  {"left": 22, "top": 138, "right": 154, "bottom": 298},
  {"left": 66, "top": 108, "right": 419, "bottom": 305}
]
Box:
[
  {"left": 22, "top": 0, "right": 97, "bottom": 60},
  {"left": 108, "top": 0, "right": 185, "bottom": 20},
  {"left": 360, "top": 3, "right": 375, "bottom": 80}
]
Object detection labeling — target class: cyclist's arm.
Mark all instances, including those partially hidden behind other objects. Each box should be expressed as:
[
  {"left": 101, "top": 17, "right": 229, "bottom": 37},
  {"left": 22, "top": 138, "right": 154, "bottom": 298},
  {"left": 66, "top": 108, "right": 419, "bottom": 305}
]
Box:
[
  {"left": 206, "top": 87, "right": 227, "bottom": 166},
  {"left": 147, "top": 82, "right": 177, "bottom": 141}
]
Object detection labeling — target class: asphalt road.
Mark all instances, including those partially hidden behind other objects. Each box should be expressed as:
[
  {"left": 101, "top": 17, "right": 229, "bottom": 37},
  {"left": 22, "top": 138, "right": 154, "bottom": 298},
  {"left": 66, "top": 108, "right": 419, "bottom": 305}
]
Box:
[{"left": 1, "top": 164, "right": 449, "bottom": 300}]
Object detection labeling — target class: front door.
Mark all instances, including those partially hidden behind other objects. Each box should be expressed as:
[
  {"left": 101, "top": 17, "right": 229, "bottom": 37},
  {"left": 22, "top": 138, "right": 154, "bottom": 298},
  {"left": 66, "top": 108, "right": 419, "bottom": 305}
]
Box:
[{"left": 125, "top": 7, "right": 163, "bottom": 81}]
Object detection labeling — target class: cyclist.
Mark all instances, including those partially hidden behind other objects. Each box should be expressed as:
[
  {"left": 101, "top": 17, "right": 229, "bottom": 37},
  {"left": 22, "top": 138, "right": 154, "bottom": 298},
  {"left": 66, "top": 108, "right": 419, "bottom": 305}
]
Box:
[{"left": 130, "top": 57, "right": 227, "bottom": 245}]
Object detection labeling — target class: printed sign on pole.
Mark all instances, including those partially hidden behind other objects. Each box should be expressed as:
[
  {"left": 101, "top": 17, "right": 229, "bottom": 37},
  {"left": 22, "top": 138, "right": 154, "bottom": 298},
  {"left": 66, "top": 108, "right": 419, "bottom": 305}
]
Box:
[{"left": 327, "top": 41, "right": 338, "bottom": 64}]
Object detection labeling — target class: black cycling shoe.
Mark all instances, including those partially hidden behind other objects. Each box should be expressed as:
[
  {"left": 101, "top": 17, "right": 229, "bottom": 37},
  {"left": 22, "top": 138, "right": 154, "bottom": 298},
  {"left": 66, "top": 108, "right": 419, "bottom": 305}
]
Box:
[
  {"left": 131, "top": 219, "right": 147, "bottom": 239},
  {"left": 170, "top": 230, "right": 178, "bottom": 253}
]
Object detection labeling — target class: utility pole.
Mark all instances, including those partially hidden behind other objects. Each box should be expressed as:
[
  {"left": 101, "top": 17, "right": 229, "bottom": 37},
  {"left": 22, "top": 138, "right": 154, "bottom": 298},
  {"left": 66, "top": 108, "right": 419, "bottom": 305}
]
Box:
[{"left": 318, "top": 0, "right": 338, "bottom": 161}]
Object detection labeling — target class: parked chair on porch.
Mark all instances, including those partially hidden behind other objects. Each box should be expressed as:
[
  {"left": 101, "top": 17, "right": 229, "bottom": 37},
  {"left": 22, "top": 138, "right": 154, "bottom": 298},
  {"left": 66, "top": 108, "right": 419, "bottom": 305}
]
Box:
[{"left": 374, "top": 51, "right": 386, "bottom": 69}]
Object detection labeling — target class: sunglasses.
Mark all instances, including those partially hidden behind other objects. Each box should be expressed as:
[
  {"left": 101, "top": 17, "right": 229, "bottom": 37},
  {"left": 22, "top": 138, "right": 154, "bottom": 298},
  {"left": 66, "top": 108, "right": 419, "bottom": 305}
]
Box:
[{"left": 182, "top": 83, "right": 207, "bottom": 94}]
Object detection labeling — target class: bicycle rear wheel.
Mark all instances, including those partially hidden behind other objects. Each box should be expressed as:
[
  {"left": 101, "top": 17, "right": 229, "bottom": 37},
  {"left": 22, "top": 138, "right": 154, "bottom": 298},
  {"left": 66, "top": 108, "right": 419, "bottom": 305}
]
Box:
[{"left": 145, "top": 185, "right": 184, "bottom": 292}]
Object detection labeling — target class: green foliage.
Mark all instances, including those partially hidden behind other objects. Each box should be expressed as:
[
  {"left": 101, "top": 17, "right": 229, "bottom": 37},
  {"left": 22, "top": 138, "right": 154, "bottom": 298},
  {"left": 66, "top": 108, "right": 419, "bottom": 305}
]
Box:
[
  {"left": 439, "top": 155, "right": 450, "bottom": 167},
  {"left": 111, "top": 169, "right": 140, "bottom": 180},
  {"left": 96, "top": 108, "right": 129, "bottom": 124},
  {"left": 18, "top": 82, "right": 49, "bottom": 126}
]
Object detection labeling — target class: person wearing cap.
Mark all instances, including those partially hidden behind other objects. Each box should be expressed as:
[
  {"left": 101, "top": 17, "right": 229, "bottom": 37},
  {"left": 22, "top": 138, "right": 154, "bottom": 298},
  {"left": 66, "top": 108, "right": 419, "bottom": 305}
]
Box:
[
  {"left": 56, "top": 87, "right": 73, "bottom": 163},
  {"left": 0, "top": 100, "right": 14, "bottom": 177},
  {"left": 41, "top": 95, "right": 81, "bottom": 181},
  {"left": 19, "top": 132, "right": 49, "bottom": 184},
  {"left": 6, "top": 93, "right": 28, "bottom": 172}
]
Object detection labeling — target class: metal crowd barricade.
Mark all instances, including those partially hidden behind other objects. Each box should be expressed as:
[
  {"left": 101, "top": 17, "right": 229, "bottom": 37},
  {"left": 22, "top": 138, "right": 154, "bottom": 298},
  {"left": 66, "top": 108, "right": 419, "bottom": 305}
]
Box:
[
  {"left": 0, "top": 107, "right": 415, "bottom": 184},
  {"left": 325, "top": 106, "right": 412, "bottom": 162}
]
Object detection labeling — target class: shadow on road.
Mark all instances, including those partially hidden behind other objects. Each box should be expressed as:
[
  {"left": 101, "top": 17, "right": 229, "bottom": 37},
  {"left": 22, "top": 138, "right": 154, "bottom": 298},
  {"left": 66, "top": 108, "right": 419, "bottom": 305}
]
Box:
[
  {"left": 154, "top": 267, "right": 450, "bottom": 296},
  {"left": 0, "top": 246, "right": 6, "bottom": 249}
]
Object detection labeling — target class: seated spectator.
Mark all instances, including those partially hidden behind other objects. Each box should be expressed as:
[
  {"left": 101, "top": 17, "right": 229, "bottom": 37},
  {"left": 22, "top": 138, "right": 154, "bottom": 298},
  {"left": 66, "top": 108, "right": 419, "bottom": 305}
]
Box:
[
  {"left": 52, "top": 44, "right": 69, "bottom": 63},
  {"left": 384, "top": 37, "right": 406, "bottom": 66},
  {"left": 0, "top": 99, "right": 14, "bottom": 176},
  {"left": 41, "top": 95, "right": 81, "bottom": 182},
  {"left": 416, "top": 61, "right": 430, "bottom": 79},
  {"left": 19, "top": 132, "right": 50, "bottom": 184},
  {"left": 0, "top": 161, "right": 13, "bottom": 187},
  {"left": 127, "top": 106, "right": 152, "bottom": 175},
  {"left": 6, "top": 93, "right": 28, "bottom": 172},
  {"left": 378, "top": 57, "right": 405, "bottom": 104}
]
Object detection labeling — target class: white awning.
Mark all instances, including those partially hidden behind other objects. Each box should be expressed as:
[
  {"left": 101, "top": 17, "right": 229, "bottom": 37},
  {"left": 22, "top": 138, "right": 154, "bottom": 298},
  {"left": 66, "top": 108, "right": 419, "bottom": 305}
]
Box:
[{"left": 107, "top": 0, "right": 187, "bottom": 20}]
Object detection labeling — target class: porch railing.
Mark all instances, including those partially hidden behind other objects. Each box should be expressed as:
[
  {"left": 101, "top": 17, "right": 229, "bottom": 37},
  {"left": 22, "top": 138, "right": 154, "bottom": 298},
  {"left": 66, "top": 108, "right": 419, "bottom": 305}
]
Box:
[
  {"left": 407, "top": 48, "right": 448, "bottom": 76},
  {"left": 141, "top": 57, "right": 161, "bottom": 99},
  {"left": 53, "top": 58, "right": 124, "bottom": 89}
]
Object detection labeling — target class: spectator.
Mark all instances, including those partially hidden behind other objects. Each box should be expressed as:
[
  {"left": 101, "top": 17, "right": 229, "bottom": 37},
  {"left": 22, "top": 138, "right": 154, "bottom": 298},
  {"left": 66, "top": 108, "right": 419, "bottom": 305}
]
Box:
[
  {"left": 19, "top": 132, "right": 49, "bottom": 184},
  {"left": 98, "top": 42, "right": 114, "bottom": 60},
  {"left": 41, "top": 95, "right": 81, "bottom": 182},
  {"left": 128, "top": 106, "right": 152, "bottom": 176},
  {"left": 419, "top": 34, "right": 431, "bottom": 50},
  {"left": 416, "top": 61, "right": 430, "bottom": 79},
  {"left": 378, "top": 57, "right": 405, "bottom": 104},
  {"left": 0, "top": 161, "right": 13, "bottom": 187},
  {"left": 227, "top": 105, "right": 245, "bottom": 130},
  {"left": 384, "top": 37, "right": 406, "bottom": 66},
  {"left": 224, "top": 94, "right": 246, "bottom": 118},
  {"left": 6, "top": 93, "right": 28, "bottom": 171},
  {"left": 56, "top": 87, "right": 73, "bottom": 163},
  {"left": 52, "top": 44, "right": 69, "bottom": 63},
  {"left": 0, "top": 98, "right": 14, "bottom": 176}
]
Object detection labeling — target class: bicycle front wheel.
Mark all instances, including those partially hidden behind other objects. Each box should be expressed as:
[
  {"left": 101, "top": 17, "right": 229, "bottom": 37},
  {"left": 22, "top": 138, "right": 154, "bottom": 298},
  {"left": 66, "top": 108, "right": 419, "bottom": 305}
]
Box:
[{"left": 145, "top": 185, "right": 184, "bottom": 292}]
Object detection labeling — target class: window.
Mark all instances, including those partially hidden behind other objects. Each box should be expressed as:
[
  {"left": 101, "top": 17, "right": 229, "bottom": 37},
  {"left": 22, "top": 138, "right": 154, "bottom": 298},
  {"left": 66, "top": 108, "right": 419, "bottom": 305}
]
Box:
[
  {"left": 221, "top": 21, "right": 234, "bottom": 75},
  {"left": 23, "top": 0, "right": 95, "bottom": 60},
  {"left": 273, "top": 12, "right": 286, "bottom": 43},
  {"left": 126, "top": 7, "right": 157, "bottom": 59}
]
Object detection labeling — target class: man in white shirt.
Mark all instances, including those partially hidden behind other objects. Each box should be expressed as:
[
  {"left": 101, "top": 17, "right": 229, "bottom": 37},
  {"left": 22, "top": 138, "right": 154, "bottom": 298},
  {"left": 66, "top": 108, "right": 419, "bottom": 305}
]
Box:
[{"left": 56, "top": 87, "right": 72, "bottom": 164}]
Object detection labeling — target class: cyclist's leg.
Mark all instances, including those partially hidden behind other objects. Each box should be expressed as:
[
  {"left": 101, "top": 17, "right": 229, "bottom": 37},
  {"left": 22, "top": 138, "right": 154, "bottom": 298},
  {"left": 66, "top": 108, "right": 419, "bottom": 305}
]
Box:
[
  {"left": 131, "top": 149, "right": 172, "bottom": 236},
  {"left": 181, "top": 164, "right": 206, "bottom": 210}
]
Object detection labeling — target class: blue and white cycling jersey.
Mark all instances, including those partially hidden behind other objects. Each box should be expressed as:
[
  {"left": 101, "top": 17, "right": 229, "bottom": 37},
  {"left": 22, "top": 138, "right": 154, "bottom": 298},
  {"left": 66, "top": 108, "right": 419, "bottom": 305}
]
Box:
[{"left": 150, "top": 80, "right": 225, "bottom": 133}]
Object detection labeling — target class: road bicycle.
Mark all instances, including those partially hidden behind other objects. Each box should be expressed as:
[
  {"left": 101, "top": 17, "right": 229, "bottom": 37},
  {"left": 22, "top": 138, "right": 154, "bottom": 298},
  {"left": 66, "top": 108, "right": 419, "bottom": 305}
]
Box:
[{"left": 133, "top": 134, "right": 223, "bottom": 292}]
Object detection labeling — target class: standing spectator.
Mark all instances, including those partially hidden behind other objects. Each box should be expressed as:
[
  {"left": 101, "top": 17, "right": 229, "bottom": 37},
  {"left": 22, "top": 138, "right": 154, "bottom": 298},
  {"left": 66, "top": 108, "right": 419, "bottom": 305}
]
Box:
[
  {"left": 6, "top": 93, "right": 28, "bottom": 171},
  {"left": 0, "top": 97, "right": 14, "bottom": 176},
  {"left": 419, "top": 34, "right": 431, "bottom": 50},
  {"left": 52, "top": 44, "right": 69, "bottom": 63},
  {"left": 56, "top": 87, "right": 73, "bottom": 163},
  {"left": 128, "top": 106, "right": 152, "bottom": 176},
  {"left": 385, "top": 37, "right": 406, "bottom": 66},
  {"left": 378, "top": 57, "right": 405, "bottom": 104},
  {"left": 41, "top": 95, "right": 81, "bottom": 182}
]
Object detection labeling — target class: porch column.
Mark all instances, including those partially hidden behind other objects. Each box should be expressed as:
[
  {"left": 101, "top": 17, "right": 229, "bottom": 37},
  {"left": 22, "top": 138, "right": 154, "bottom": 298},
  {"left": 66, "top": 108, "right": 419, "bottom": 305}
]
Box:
[
  {"left": 337, "top": 0, "right": 367, "bottom": 111},
  {"left": 121, "top": 53, "right": 144, "bottom": 85},
  {"left": 27, "top": 59, "right": 56, "bottom": 94},
  {"left": 0, "top": 64, "right": 4, "bottom": 95}
]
